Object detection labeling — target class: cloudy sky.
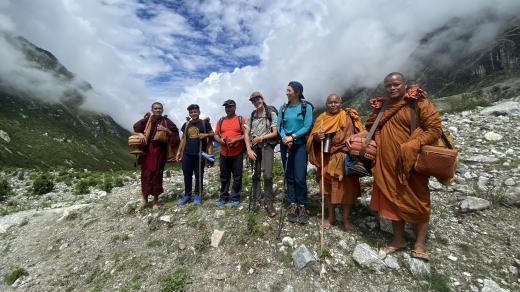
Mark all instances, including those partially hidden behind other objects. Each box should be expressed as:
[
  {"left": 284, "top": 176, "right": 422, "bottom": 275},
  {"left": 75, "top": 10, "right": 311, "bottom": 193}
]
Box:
[{"left": 1, "top": 0, "right": 519, "bottom": 129}]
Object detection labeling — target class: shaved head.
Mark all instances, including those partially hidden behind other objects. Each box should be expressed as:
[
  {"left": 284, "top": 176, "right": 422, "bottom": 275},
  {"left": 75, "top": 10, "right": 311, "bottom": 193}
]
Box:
[{"left": 384, "top": 72, "right": 406, "bottom": 82}]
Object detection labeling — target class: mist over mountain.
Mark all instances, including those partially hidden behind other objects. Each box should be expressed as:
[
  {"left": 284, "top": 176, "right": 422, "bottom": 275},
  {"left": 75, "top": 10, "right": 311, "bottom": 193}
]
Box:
[{"left": 0, "top": 34, "right": 132, "bottom": 170}]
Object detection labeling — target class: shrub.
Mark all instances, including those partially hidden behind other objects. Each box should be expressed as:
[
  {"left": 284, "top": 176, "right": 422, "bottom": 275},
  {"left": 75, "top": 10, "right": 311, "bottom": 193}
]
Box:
[
  {"left": 74, "top": 180, "right": 90, "bottom": 195},
  {"left": 113, "top": 176, "right": 124, "bottom": 188},
  {"left": 31, "top": 174, "right": 54, "bottom": 195},
  {"left": 0, "top": 178, "right": 13, "bottom": 201},
  {"left": 4, "top": 267, "right": 28, "bottom": 285},
  {"left": 100, "top": 177, "right": 113, "bottom": 193}
]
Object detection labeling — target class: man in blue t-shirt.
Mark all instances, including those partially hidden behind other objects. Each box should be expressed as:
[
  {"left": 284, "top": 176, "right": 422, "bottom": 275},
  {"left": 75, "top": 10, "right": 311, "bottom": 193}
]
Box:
[{"left": 176, "top": 104, "right": 213, "bottom": 205}]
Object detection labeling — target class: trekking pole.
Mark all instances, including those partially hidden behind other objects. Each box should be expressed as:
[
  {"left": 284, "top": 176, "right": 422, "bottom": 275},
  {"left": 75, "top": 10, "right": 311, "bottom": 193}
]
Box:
[
  {"left": 320, "top": 120, "right": 325, "bottom": 252},
  {"left": 248, "top": 155, "right": 255, "bottom": 212},
  {"left": 276, "top": 146, "right": 290, "bottom": 240}
]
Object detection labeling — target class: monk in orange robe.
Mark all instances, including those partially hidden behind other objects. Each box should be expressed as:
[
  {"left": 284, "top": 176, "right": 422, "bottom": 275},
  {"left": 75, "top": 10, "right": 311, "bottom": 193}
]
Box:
[
  {"left": 307, "top": 94, "right": 360, "bottom": 232},
  {"left": 362, "top": 73, "right": 442, "bottom": 260}
]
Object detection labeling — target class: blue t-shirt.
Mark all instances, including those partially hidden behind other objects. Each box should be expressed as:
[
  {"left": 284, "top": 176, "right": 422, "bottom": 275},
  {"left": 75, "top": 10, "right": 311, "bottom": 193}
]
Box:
[
  {"left": 278, "top": 101, "right": 314, "bottom": 144},
  {"left": 181, "top": 119, "right": 212, "bottom": 155}
]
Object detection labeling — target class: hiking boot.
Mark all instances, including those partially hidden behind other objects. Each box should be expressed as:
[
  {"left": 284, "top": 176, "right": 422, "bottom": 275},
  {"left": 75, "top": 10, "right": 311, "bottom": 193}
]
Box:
[
  {"left": 193, "top": 195, "right": 201, "bottom": 205},
  {"left": 265, "top": 201, "right": 277, "bottom": 218},
  {"left": 286, "top": 203, "right": 298, "bottom": 223},
  {"left": 230, "top": 200, "right": 240, "bottom": 208},
  {"left": 177, "top": 195, "right": 191, "bottom": 206},
  {"left": 297, "top": 205, "right": 309, "bottom": 225},
  {"left": 215, "top": 199, "right": 227, "bottom": 206}
]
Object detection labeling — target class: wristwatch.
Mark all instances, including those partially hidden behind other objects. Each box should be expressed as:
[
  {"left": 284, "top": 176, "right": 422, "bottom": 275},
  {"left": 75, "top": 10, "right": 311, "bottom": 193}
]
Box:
[{"left": 291, "top": 134, "right": 297, "bottom": 141}]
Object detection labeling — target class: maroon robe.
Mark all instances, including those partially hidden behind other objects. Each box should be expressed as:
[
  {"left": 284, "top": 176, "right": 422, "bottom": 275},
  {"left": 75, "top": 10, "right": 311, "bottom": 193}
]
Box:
[{"left": 133, "top": 115, "right": 180, "bottom": 196}]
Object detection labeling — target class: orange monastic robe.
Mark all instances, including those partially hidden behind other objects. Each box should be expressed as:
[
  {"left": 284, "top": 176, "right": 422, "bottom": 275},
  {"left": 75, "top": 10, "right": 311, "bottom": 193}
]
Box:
[
  {"left": 307, "top": 110, "right": 360, "bottom": 204},
  {"left": 366, "top": 90, "right": 442, "bottom": 224}
]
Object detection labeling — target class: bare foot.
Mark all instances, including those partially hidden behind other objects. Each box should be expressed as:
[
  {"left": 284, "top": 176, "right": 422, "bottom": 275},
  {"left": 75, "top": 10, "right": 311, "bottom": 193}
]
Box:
[
  {"left": 413, "top": 243, "right": 427, "bottom": 254},
  {"left": 135, "top": 200, "right": 148, "bottom": 213},
  {"left": 343, "top": 222, "right": 356, "bottom": 233},
  {"left": 322, "top": 220, "right": 333, "bottom": 230},
  {"left": 380, "top": 239, "right": 407, "bottom": 254},
  {"left": 152, "top": 203, "right": 160, "bottom": 210}
]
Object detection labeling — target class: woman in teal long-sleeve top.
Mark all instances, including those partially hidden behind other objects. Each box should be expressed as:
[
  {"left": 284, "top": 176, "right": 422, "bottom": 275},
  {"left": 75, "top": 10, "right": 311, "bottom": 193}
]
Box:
[{"left": 278, "top": 81, "right": 314, "bottom": 225}]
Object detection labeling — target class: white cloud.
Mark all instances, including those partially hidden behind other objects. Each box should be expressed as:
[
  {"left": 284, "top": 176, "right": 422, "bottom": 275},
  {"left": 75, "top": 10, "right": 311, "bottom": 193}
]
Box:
[{"left": 0, "top": 0, "right": 519, "bottom": 131}]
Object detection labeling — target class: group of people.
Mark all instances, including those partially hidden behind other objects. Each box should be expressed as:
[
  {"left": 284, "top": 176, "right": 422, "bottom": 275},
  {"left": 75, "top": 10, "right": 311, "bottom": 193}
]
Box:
[{"left": 132, "top": 72, "right": 443, "bottom": 261}]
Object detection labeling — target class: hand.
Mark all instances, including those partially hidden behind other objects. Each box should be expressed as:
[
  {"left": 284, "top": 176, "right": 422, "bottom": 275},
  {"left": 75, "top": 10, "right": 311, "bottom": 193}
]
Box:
[
  {"left": 198, "top": 133, "right": 206, "bottom": 140},
  {"left": 252, "top": 136, "right": 262, "bottom": 146},
  {"left": 227, "top": 137, "right": 239, "bottom": 147},
  {"left": 287, "top": 141, "right": 294, "bottom": 149},
  {"left": 157, "top": 125, "right": 167, "bottom": 131},
  {"left": 314, "top": 131, "right": 325, "bottom": 141},
  {"left": 175, "top": 152, "right": 182, "bottom": 162},
  {"left": 247, "top": 149, "right": 257, "bottom": 160},
  {"left": 281, "top": 136, "right": 293, "bottom": 145},
  {"left": 137, "top": 133, "right": 146, "bottom": 144}
]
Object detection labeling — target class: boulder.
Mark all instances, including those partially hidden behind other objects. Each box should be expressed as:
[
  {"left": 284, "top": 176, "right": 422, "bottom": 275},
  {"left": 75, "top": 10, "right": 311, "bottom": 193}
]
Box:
[
  {"left": 481, "top": 279, "right": 508, "bottom": 292},
  {"left": 292, "top": 245, "right": 316, "bottom": 270},
  {"left": 480, "top": 101, "right": 520, "bottom": 116},
  {"left": 403, "top": 254, "right": 430, "bottom": 278},
  {"left": 352, "top": 243, "right": 384, "bottom": 268},
  {"left": 459, "top": 196, "right": 491, "bottom": 212},
  {"left": 484, "top": 132, "right": 503, "bottom": 141}
]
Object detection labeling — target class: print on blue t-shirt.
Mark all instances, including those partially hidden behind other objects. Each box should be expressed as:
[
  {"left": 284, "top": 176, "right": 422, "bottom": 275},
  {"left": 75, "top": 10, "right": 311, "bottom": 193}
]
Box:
[{"left": 181, "top": 119, "right": 212, "bottom": 155}]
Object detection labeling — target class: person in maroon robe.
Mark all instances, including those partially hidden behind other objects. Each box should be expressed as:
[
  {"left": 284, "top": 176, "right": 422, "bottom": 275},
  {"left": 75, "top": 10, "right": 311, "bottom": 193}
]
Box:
[{"left": 133, "top": 102, "right": 180, "bottom": 210}]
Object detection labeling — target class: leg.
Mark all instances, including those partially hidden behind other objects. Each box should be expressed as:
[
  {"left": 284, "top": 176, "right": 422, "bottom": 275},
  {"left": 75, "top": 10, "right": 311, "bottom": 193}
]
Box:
[
  {"left": 152, "top": 194, "right": 160, "bottom": 210},
  {"left": 413, "top": 222, "right": 429, "bottom": 255},
  {"left": 381, "top": 220, "right": 407, "bottom": 253},
  {"left": 293, "top": 143, "right": 309, "bottom": 207},
  {"left": 251, "top": 148, "right": 262, "bottom": 203},
  {"left": 323, "top": 197, "right": 334, "bottom": 229},
  {"left": 230, "top": 153, "right": 244, "bottom": 202},
  {"left": 219, "top": 156, "right": 231, "bottom": 200},
  {"left": 285, "top": 147, "right": 296, "bottom": 205},
  {"left": 262, "top": 145, "right": 274, "bottom": 205},
  {"left": 342, "top": 203, "right": 356, "bottom": 232},
  {"left": 182, "top": 154, "right": 194, "bottom": 196},
  {"left": 140, "top": 169, "right": 153, "bottom": 208}
]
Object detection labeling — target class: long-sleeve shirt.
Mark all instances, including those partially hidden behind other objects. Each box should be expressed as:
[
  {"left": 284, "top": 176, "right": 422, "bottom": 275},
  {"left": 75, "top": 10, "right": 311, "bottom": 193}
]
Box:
[{"left": 278, "top": 102, "right": 314, "bottom": 144}]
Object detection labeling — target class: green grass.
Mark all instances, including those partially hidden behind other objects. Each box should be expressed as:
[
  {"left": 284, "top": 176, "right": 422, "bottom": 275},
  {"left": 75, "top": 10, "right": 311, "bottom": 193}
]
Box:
[
  {"left": 4, "top": 267, "right": 28, "bottom": 285},
  {"left": 194, "top": 234, "right": 211, "bottom": 252},
  {"left": 147, "top": 238, "right": 164, "bottom": 248},
  {"left": 0, "top": 92, "right": 134, "bottom": 170},
  {"left": 425, "top": 270, "right": 451, "bottom": 292},
  {"left": 161, "top": 267, "right": 192, "bottom": 292}
]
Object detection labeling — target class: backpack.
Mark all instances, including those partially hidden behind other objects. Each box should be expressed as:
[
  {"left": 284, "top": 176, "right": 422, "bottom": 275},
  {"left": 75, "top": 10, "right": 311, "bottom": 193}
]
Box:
[{"left": 249, "top": 105, "right": 279, "bottom": 145}]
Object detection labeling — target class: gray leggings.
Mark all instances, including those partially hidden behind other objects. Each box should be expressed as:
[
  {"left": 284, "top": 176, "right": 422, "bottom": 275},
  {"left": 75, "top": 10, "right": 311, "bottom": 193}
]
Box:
[{"left": 251, "top": 143, "right": 275, "bottom": 204}]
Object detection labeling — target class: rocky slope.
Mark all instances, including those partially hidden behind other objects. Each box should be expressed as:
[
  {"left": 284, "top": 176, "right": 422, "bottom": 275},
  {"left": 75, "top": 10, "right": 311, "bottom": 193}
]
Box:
[
  {"left": 0, "top": 33, "right": 132, "bottom": 170},
  {"left": 0, "top": 99, "right": 519, "bottom": 291}
]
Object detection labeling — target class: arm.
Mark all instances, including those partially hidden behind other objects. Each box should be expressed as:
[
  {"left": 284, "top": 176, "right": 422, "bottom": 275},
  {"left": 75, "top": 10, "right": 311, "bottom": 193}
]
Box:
[
  {"left": 243, "top": 124, "right": 257, "bottom": 160},
  {"left": 261, "top": 111, "right": 279, "bottom": 141},
  {"left": 213, "top": 119, "right": 224, "bottom": 144},
  {"left": 165, "top": 119, "right": 180, "bottom": 146},
  {"left": 176, "top": 123, "right": 187, "bottom": 161}
]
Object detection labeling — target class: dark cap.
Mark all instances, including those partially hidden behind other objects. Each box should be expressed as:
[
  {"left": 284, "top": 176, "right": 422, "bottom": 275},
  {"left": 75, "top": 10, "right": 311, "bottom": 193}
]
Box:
[
  {"left": 222, "top": 99, "right": 236, "bottom": 106},
  {"left": 249, "top": 91, "right": 263, "bottom": 101}
]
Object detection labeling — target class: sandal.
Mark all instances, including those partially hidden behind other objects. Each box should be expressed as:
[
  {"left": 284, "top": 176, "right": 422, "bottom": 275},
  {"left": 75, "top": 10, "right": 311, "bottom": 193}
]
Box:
[
  {"left": 410, "top": 250, "right": 429, "bottom": 262},
  {"left": 380, "top": 244, "right": 406, "bottom": 255}
]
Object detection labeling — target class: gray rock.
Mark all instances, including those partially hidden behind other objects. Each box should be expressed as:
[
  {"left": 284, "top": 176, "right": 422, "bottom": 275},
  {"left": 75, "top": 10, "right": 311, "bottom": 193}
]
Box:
[
  {"left": 459, "top": 196, "right": 491, "bottom": 212},
  {"left": 481, "top": 279, "right": 508, "bottom": 292},
  {"left": 403, "top": 254, "right": 430, "bottom": 278},
  {"left": 0, "top": 130, "right": 10, "bottom": 143},
  {"left": 214, "top": 210, "right": 225, "bottom": 219},
  {"left": 283, "top": 285, "right": 295, "bottom": 292},
  {"left": 384, "top": 255, "right": 400, "bottom": 270},
  {"left": 211, "top": 230, "right": 225, "bottom": 247},
  {"left": 484, "top": 131, "right": 503, "bottom": 141},
  {"left": 466, "top": 155, "right": 499, "bottom": 163},
  {"left": 509, "top": 266, "right": 519, "bottom": 277},
  {"left": 292, "top": 245, "right": 316, "bottom": 270},
  {"left": 352, "top": 243, "right": 384, "bottom": 268},
  {"left": 282, "top": 236, "right": 294, "bottom": 247},
  {"left": 480, "top": 101, "right": 520, "bottom": 116},
  {"left": 503, "top": 187, "right": 520, "bottom": 207},
  {"left": 504, "top": 178, "right": 516, "bottom": 187},
  {"left": 159, "top": 215, "right": 171, "bottom": 223},
  {"left": 122, "top": 201, "right": 139, "bottom": 214}
]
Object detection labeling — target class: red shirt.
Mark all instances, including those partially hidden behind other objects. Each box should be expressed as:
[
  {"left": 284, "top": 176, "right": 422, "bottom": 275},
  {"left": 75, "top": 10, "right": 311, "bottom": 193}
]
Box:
[{"left": 215, "top": 115, "right": 246, "bottom": 156}]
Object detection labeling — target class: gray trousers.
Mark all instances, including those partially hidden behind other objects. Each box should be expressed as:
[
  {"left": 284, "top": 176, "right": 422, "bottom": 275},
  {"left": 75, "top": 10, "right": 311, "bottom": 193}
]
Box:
[{"left": 251, "top": 143, "right": 275, "bottom": 204}]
